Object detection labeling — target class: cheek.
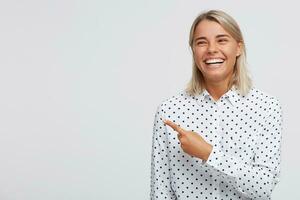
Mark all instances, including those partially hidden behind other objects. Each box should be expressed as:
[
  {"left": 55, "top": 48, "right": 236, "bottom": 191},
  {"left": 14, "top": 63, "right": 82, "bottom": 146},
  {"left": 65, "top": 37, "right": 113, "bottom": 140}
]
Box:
[
  {"left": 224, "top": 52, "right": 238, "bottom": 70},
  {"left": 222, "top": 48, "right": 237, "bottom": 62},
  {"left": 193, "top": 49, "right": 205, "bottom": 61},
  {"left": 226, "top": 45, "right": 239, "bottom": 58}
]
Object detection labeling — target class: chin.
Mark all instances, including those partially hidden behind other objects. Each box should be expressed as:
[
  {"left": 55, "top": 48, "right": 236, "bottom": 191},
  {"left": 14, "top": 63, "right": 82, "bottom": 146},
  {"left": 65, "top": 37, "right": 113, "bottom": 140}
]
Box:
[
  {"left": 204, "top": 69, "right": 225, "bottom": 77},
  {"left": 203, "top": 71, "right": 230, "bottom": 82}
]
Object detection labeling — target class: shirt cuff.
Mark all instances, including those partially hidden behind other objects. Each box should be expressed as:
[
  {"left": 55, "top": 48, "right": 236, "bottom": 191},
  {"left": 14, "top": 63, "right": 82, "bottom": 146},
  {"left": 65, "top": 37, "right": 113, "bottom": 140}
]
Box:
[{"left": 202, "top": 145, "right": 221, "bottom": 168}]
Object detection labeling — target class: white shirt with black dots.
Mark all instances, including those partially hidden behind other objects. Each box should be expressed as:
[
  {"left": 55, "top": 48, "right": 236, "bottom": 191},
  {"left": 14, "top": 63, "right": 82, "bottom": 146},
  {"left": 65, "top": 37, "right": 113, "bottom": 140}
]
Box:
[{"left": 150, "top": 86, "right": 283, "bottom": 200}]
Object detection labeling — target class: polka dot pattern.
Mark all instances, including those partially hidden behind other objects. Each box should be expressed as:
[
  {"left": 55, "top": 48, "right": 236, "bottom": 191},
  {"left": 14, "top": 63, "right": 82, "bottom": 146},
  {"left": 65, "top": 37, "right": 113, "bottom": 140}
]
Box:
[{"left": 150, "top": 87, "right": 283, "bottom": 200}]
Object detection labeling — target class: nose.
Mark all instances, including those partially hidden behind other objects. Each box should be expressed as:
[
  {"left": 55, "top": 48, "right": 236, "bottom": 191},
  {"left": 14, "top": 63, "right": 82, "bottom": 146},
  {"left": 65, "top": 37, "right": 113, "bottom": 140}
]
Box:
[{"left": 207, "top": 42, "right": 218, "bottom": 53}]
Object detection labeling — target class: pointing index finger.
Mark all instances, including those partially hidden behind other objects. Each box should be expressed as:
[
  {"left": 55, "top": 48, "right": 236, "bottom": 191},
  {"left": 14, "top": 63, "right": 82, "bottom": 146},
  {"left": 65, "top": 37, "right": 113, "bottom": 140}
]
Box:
[{"left": 163, "top": 119, "right": 185, "bottom": 133}]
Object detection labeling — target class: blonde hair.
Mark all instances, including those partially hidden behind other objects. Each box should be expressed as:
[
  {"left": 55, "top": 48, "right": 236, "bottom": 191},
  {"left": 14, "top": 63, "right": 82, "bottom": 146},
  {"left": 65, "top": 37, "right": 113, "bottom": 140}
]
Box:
[{"left": 185, "top": 9, "right": 252, "bottom": 96}]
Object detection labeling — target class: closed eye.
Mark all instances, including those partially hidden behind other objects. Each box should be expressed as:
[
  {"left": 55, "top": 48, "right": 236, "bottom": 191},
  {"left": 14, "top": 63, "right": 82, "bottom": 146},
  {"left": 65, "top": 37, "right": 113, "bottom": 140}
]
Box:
[
  {"left": 218, "top": 39, "right": 228, "bottom": 43},
  {"left": 196, "top": 41, "right": 207, "bottom": 46}
]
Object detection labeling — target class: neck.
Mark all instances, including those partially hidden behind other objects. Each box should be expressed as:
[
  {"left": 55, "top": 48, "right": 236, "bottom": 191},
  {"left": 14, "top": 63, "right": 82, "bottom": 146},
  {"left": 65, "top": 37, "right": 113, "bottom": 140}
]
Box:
[{"left": 204, "top": 78, "right": 233, "bottom": 101}]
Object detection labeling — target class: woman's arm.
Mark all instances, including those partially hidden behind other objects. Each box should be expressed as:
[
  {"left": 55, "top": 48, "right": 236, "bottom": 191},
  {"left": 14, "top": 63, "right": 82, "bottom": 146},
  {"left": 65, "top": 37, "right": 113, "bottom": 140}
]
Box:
[
  {"left": 150, "top": 103, "right": 177, "bottom": 200},
  {"left": 204, "top": 98, "right": 283, "bottom": 199}
]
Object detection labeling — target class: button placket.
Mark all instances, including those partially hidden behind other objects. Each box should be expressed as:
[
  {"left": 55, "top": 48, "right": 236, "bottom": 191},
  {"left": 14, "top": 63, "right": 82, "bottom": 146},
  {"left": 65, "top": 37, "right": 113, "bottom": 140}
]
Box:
[
  {"left": 209, "top": 100, "right": 222, "bottom": 154},
  {"left": 213, "top": 100, "right": 222, "bottom": 199}
]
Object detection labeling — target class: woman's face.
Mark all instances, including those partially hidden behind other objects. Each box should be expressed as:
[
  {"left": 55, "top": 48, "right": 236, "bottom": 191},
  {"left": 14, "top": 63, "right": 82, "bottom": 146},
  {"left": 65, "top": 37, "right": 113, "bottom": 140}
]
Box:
[{"left": 192, "top": 19, "right": 242, "bottom": 85}]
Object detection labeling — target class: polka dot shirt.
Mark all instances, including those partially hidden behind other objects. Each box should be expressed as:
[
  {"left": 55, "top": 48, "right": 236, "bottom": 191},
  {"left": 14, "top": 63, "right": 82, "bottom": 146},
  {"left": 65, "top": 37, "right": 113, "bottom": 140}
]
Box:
[{"left": 150, "top": 86, "right": 283, "bottom": 200}]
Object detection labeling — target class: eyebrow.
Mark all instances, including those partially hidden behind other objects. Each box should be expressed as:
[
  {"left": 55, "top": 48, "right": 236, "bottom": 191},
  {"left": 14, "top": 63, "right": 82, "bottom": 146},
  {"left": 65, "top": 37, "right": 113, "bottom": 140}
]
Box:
[{"left": 194, "top": 34, "right": 231, "bottom": 42}]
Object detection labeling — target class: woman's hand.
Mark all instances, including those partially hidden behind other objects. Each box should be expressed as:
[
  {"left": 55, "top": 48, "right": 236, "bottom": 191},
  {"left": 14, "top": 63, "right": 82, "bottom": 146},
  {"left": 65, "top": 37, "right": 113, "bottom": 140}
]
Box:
[{"left": 163, "top": 119, "right": 213, "bottom": 161}]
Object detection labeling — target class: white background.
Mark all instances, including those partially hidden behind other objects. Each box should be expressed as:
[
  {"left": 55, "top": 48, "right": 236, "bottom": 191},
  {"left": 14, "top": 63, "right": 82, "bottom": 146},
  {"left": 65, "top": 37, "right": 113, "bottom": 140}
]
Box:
[{"left": 0, "top": 0, "right": 298, "bottom": 199}]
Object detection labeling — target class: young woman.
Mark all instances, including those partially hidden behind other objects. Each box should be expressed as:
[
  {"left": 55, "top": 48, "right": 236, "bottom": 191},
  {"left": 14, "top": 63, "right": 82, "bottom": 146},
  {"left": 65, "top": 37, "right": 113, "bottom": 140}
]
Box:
[{"left": 150, "top": 10, "right": 282, "bottom": 200}]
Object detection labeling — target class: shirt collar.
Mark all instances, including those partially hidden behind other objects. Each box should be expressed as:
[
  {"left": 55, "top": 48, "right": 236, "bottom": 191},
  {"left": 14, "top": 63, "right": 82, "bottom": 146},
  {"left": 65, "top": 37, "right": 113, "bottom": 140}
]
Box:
[
  {"left": 197, "top": 89, "right": 210, "bottom": 102},
  {"left": 196, "top": 85, "right": 240, "bottom": 106},
  {"left": 224, "top": 86, "right": 240, "bottom": 106}
]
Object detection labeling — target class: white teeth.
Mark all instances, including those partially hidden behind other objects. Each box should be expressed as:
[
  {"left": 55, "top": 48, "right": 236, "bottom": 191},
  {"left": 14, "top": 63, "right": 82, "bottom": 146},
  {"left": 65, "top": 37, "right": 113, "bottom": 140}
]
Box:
[{"left": 205, "top": 58, "right": 224, "bottom": 64}]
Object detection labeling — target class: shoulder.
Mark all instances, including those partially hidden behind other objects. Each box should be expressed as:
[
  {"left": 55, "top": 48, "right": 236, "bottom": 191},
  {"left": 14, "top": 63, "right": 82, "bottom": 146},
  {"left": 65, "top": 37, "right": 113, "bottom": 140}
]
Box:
[
  {"left": 155, "top": 90, "right": 192, "bottom": 111},
  {"left": 245, "top": 87, "right": 282, "bottom": 112}
]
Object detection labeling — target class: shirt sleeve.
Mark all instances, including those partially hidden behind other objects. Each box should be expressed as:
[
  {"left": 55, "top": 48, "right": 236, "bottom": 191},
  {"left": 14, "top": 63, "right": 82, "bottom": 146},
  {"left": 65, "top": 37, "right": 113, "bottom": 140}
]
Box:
[
  {"left": 150, "top": 103, "right": 177, "bottom": 200},
  {"left": 203, "top": 98, "right": 283, "bottom": 199}
]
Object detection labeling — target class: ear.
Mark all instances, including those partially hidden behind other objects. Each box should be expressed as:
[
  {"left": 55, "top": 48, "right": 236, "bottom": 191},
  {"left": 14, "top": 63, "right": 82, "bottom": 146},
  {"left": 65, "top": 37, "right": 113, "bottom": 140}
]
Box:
[{"left": 236, "top": 42, "right": 242, "bottom": 57}]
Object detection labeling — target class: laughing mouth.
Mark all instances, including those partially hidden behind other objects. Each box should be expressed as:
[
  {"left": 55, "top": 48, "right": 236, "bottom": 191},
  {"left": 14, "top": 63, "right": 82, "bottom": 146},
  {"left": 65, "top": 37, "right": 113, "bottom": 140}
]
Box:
[{"left": 204, "top": 58, "right": 225, "bottom": 65}]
